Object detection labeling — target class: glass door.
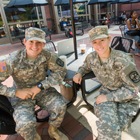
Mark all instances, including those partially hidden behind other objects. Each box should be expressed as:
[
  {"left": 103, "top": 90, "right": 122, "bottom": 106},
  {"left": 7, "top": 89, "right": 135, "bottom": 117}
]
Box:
[{"left": 0, "top": 5, "right": 11, "bottom": 45}]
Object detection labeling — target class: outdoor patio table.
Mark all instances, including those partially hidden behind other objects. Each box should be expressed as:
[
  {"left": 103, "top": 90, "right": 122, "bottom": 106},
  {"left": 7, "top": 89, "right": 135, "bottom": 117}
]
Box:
[
  {"left": 98, "top": 19, "right": 107, "bottom": 25},
  {"left": 64, "top": 48, "right": 91, "bottom": 106},
  {"left": 64, "top": 47, "right": 98, "bottom": 107},
  {"left": 67, "top": 22, "right": 82, "bottom": 26}
]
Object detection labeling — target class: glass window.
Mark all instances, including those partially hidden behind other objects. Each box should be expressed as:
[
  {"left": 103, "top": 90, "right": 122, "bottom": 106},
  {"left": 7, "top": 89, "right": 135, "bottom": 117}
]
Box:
[
  {"left": 9, "top": 24, "right": 25, "bottom": 39},
  {"left": 59, "top": 3, "right": 87, "bottom": 17},
  {"left": 4, "top": 5, "right": 38, "bottom": 23},
  {"left": 99, "top": 3, "right": 111, "bottom": 19},
  {"left": 75, "top": 3, "right": 87, "bottom": 15},
  {"left": 38, "top": 6, "right": 43, "bottom": 19},
  {"left": 0, "top": 12, "right": 6, "bottom": 38},
  {"left": 57, "top": 3, "right": 89, "bottom": 23},
  {"left": 100, "top": 3, "right": 111, "bottom": 13},
  {"left": 61, "top": 5, "right": 71, "bottom": 17},
  {"left": 9, "top": 22, "right": 41, "bottom": 39},
  {"left": 57, "top": 6, "right": 60, "bottom": 17}
]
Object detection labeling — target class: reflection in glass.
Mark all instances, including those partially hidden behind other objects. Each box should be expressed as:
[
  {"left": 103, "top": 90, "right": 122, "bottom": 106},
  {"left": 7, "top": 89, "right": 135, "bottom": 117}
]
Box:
[
  {"left": 100, "top": 3, "right": 111, "bottom": 13},
  {"left": 76, "top": 3, "right": 87, "bottom": 15},
  {"left": 9, "top": 22, "right": 41, "bottom": 40},
  {"left": 57, "top": 3, "right": 88, "bottom": 23},
  {"left": 99, "top": 3, "right": 111, "bottom": 19},
  {"left": 4, "top": 5, "right": 38, "bottom": 23},
  {"left": 0, "top": 12, "right": 6, "bottom": 38},
  {"left": 61, "top": 5, "right": 71, "bottom": 17}
]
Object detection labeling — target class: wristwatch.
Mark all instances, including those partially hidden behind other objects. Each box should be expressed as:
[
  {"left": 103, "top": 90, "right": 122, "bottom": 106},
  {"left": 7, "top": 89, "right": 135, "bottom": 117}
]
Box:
[{"left": 37, "top": 83, "right": 44, "bottom": 90}]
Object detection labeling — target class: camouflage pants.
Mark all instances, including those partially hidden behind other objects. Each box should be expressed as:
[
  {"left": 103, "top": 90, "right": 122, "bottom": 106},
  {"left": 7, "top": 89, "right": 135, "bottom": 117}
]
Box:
[
  {"left": 94, "top": 101, "right": 134, "bottom": 140},
  {"left": 12, "top": 87, "right": 67, "bottom": 140}
]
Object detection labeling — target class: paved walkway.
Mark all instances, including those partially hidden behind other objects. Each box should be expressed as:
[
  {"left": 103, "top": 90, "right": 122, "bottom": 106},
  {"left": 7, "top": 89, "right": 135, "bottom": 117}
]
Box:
[{"left": 0, "top": 25, "right": 140, "bottom": 140}]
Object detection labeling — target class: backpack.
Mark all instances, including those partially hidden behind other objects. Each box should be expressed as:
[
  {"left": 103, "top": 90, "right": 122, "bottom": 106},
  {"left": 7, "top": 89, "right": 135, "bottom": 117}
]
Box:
[
  {"left": 0, "top": 95, "right": 16, "bottom": 134},
  {"left": 111, "top": 36, "right": 127, "bottom": 53},
  {"left": 68, "top": 31, "right": 73, "bottom": 38}
]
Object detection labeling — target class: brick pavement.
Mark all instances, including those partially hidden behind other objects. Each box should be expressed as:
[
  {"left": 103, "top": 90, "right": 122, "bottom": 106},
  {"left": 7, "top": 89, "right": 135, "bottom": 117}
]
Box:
[{"left": 0, "top": 112, "right": 94, "bottom": 140}]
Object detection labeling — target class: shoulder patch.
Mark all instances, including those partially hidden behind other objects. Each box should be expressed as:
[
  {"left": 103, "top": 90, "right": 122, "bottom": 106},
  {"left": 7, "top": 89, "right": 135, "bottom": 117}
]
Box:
[
  {"left": 0, "top": 61, "right": 7, "bottom": 72},
  {"left": 129, "top": 71, "right": 140, "bottom": 83},
  {"left": 56, "top": 58, "right": 64, "bottom": 67}
]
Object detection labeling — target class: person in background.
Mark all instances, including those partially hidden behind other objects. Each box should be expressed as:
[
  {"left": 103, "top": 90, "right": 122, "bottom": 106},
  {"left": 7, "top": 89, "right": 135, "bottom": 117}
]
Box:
[
  {"left": 103, "top": 13, "right": 110, "bottom": 28},
  {"left": 0, "top": 27, "right": 68, "bottom": 140},
  {"left": 135, "top": 38, "right": 140, "bottom": 50},
  {"left": 73, "top": 26, "right": 140, "bottom": 140},
  {"left": 34, "top": 22, "right": 39, "bottom": 28},
  {"left": 121, "top": 11, "right": 127, "bottom": 23},
  {"left": 124, "top": 10, "right": 140, "bottom": 56},
  {"left": 60, "top": 17, "right": 73, "bottom": 38}
]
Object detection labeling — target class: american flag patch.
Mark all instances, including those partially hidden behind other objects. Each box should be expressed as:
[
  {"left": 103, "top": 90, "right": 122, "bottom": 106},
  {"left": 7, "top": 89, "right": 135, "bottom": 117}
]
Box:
[{"left": 0, "top": 61, "right": 7, "bottom": 72}]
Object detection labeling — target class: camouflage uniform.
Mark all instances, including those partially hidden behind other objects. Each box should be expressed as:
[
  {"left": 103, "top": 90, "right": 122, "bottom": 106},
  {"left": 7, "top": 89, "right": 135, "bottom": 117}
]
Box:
[
  {"left": 77, "top": 26, "right": 140, "bottom": 140},
  {"left": 0, "top": 28, "right": 67, "bottom": 140}
]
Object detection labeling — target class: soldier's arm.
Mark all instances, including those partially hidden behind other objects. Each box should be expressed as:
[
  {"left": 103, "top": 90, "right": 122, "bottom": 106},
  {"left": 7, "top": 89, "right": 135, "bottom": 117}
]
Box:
[
  {"left": 0, "top": 56, "right": 17, "bottom": 98},
  {"left": 41, "top": 52, "right": 66, "bottom": 89},
  {"left": 106, "top": 61, "right": 140, "bottom": 102},
  {"left": 77, "top": 54, "right": 92, "bottom": 76}
]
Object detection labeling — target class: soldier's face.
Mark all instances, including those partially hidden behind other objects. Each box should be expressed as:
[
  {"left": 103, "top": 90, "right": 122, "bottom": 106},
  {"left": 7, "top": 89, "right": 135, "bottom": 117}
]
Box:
[
  {"left": 92, "top": 36, "right": 111, "bottom": 58},
  {"left": 23, "top": 39, "right": 45, "bottom": 58}
]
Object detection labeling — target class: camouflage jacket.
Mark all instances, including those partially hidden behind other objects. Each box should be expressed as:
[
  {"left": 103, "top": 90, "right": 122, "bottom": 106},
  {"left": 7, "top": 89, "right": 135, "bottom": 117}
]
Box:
[
  {"left": 0, "top": 48, "right": 66, "bottom": 98},
  {"left": 77, "top": 48, "right": 140, "bottom": 102}
]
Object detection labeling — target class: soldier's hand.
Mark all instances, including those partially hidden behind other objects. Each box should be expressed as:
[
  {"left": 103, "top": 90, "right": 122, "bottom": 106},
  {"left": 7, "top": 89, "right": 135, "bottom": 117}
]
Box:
[
  {"left": 15, "top": 89, "right": 33, "bottom": 100},
  {"left": 96, "top": 95, "right": 107, "bottom": 104},
  {"left": 30, "top": 86, "right": 41, "bottom": 99},
  {"left": 73, "top": 73, "right": 82, "bottom": 84}
]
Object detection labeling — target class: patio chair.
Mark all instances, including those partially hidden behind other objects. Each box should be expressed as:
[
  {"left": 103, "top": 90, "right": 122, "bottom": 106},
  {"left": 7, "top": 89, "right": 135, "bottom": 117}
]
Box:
[
  {"left": 45, "top": 40, "right": 56, "bottom": 52},
  {"left": 89, "top": 19, "right": 98, "bottom": 27},
  {"left": 13, "top": 26, "right": 25, "bottom": 45},
  {"left": 41, "top": 26, "right": 52, "bottom": 40},
  {"left": 79, "top": 36, "right": 140, "bottom": 123},
  {"left": 119, "top": 24, "right": 126, "bottom": 37},
  {"left": 75, "top": 24, "right": 84, "bottom": 36},
  {"left": 81, "top": 21, "right": 88, "bottom": 32},
  {"left": 111, "top": 36, "right": 133, "bottom": 53},
  {"left": 114, "top": 16, "right": 120, "bottom": 25},
  {"left": 118, "top": 25, "right": 136, "bottom": 52}
]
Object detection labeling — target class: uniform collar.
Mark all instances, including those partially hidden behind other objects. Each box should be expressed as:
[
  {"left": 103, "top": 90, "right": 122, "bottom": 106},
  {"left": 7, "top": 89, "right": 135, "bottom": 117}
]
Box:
[
  {"left": 21, "top": 48, "right": 47, "bottom": 66},
  {"left": 93, "top": 48, "right": 115, "bottom": 69}
]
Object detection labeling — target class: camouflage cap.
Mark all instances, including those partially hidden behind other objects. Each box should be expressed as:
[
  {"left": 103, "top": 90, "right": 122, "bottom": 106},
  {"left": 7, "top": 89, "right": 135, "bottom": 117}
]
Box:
[
  {"left": 88, "top": 26, "right": 109, "bottom": 42},
  {"left": 25, "top": 27, "right": 46, "bottom": 43}
]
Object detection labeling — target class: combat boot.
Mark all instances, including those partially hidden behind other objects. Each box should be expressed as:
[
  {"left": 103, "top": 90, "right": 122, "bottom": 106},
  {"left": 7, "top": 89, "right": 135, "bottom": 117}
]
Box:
[
  {"left": 34, "top": 133, "right": 41, "bottom": 140},
  {"left": 48, "top": 125, "right": 69, "bottom": 140}
]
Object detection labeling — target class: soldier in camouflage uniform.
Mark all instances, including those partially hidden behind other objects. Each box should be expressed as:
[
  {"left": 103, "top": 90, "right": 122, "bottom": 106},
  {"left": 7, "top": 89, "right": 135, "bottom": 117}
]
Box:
[
  {"left": 73, "top": 26, "right": 140, "bottom": 140},
  {"left": 0, "top": 27, "right": 69, "bottom": 140}
]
